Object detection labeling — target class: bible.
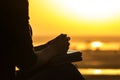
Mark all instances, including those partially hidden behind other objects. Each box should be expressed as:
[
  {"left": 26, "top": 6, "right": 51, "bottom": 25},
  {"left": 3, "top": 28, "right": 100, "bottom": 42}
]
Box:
[{"left": 47, "top": 50, "right": 83, "bottom": 66}]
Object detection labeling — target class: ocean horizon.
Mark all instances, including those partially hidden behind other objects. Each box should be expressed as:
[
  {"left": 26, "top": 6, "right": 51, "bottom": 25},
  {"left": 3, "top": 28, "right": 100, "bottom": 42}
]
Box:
[
  {"left": 32, "top": 36, "right": 120, "bottom": 51},
  {"left": 33, "top": 35, "right": 120, "bottom": 42}
]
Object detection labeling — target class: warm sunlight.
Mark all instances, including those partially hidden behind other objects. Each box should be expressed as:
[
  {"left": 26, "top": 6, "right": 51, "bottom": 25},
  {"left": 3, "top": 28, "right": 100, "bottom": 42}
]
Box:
[
  {"left": 91, "top": 41, "right": 102, "bottom": 50},
  {"left": 93, "top": 69, "right": 102, "bottom": 75},
  {"left": 78, "top": 68, "right": 120, "bottom": 75},
  {"left": 42, "top": 0, "right": 120, "bottom": 20},
  {"left": 29, "top": 0, "right": 120, "bottom": 36},
  {"left": 91, "top": 41, "right": 102, "bottom": 47}
]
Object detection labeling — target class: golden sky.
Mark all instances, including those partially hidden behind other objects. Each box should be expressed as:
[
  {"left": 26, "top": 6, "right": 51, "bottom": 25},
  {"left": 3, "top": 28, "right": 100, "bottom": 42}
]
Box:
[{"left": 29, "top": 0, "right": 120, "bottom": 37}]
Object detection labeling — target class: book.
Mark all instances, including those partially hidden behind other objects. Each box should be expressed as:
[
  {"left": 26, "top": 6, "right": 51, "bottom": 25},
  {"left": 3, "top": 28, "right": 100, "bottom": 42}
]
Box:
[
  {"left": 67, "top": 50, "right": 83, "bottom": 62},
  {"left": 48, "top": 50, "right": 83, "bottom": 65}
]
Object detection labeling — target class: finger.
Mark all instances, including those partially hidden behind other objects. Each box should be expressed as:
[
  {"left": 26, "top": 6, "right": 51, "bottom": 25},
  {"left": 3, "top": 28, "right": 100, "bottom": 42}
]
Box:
[{"left": 67, "top": 37, "right": 70, "bottom": 41}]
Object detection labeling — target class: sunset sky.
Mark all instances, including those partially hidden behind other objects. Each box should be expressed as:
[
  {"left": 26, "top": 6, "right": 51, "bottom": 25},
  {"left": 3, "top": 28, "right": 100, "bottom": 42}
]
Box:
[{"left": 29, "top": 0, "right": 120, "bottom": 37}]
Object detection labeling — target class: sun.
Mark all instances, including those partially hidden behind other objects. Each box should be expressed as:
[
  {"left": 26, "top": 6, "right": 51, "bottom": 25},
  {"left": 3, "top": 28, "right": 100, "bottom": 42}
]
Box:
[
  {"left": 38, "top": 0, "right": 120, "bottom": 21},
  {"left": 91, "top": 41, "right": 102, "bottom": 48},
  {"left": 29, "top": 0, "right": 120, "bottom": 36},
  {"left": 91, "top": 41, "right": 102, "bottom": 50}
]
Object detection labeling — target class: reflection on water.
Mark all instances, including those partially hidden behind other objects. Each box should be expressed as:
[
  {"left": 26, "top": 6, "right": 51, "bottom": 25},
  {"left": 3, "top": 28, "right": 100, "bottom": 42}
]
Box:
[
  {"left": 33, "top": 36, "right": 120, "bottom": 51},
  {"left": 70, "top": 41, "right": 120, "bottom": 51},
  {"left": 32, "top": 36, "right": 120, "bottom": 79},
  {"left": 78, "top": 68, "right": 120, "bottom": 75}
]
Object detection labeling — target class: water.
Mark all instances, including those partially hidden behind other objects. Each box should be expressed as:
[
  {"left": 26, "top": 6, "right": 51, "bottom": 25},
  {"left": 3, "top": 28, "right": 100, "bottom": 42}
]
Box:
[
  {"left": 83, "top": 75, "right": 120, "bottom": 80},
  {"left": 73, "top": 50, "right": 120, "bottom": 80},
  {"left": 73, "top": 50, "right": 120, "bottom": 68},
  {"left": 33, "top": 36, "right": 120, "bottom": 80},
  {"left": 33, "top": 36, "right": 120, "bottom": 51}
]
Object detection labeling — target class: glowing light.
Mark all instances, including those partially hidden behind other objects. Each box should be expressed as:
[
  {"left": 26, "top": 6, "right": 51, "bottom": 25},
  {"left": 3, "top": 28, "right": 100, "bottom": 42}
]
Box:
[
  {"left": 78, "top": 68, "right": 120, "bottom": 75},
  {"left": 91, "top": 41, "right": 102, "bottom": 48},
  {"left": 42, "top": 0, "right": 120, "bottom": 20},
  {"left": 15, "top": 67, "right": 19, "bottom": 71},
  {"left": 93, "top": 69, "right": 102, "bottom": 74},
  {"left": 29, "top": 0, "right": 120, "bottom": 36}
]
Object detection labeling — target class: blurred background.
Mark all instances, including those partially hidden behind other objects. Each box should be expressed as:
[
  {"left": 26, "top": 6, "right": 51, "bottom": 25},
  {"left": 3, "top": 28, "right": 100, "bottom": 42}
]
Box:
[{"left": 29, "top": 0, "right": 120, "bottom": 80}]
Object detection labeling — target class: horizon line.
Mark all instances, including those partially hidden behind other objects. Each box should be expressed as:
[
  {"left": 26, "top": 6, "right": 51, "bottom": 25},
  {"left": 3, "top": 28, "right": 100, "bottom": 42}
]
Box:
[{"left": 33, "top": 35, "right": 120, "bottom": 42}]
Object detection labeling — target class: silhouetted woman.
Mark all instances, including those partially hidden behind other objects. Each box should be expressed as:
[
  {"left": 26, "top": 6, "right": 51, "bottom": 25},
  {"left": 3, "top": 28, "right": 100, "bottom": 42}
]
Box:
[{"left": 0, "top": 0, "right": 85, "bottom": 80}]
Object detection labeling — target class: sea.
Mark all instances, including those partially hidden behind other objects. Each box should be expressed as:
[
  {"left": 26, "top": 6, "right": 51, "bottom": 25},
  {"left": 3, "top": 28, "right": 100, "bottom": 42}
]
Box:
[
  {"left": 32, "top": 36, "right": 120, "bottom": 80},
  {"left": 75, "top": 50, "right": 120, "bottom": 80}
]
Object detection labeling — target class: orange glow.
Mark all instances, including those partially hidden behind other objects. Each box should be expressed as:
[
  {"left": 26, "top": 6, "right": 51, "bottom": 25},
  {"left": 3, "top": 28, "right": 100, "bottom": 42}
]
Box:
[
  {"left": 78, "top": 68, "right": 120, "bottom": 75},
  {"left": 29, "top": 0, "right": 120, "bottom": 37},
  {"left": 15, "top": 67, "right": 19, "bottom": 71},
  {"left": 91, "top": 41, "right": 102, "bottom": 47},
  {"left": 93, "top": 69, "right": 102, "bottom": 74},
  {"left": 91, "top": 41, "right": 102, "bottom": 50}
]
